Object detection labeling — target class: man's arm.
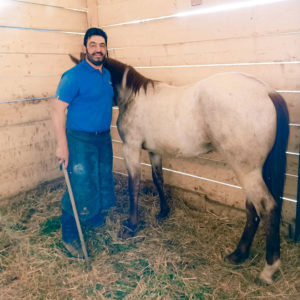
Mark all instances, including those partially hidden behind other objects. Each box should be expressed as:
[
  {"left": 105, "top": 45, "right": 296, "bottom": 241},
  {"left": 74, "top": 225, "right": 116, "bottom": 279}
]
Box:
[{"left": 51, "top": 98, "right": 69, "bottom": 169}]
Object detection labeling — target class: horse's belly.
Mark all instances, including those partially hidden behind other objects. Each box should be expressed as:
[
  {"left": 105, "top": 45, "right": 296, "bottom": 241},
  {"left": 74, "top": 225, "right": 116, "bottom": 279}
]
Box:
[
  {"left": 144, "top": 132, "right": 213, "bottom": 158},
  {"left": 169, "top": 142, "right": 213, "bottom": 158}
]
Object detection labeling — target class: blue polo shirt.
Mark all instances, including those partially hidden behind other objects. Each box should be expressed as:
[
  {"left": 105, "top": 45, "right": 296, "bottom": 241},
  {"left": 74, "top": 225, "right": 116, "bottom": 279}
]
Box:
[{"left": 56, "top": 59, "right": 114, "bottom": 132}]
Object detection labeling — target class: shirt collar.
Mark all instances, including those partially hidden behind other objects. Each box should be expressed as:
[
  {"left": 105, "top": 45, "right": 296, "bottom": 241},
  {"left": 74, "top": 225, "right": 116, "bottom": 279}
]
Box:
[{"left": 81, "top": 58, "right": 107, "bottom": 74}]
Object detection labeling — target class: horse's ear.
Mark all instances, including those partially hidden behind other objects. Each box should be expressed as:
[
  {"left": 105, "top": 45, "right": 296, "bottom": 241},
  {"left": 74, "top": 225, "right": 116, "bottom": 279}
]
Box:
[
  {"left": 69, "top": 52, "right": 85, "bottom": 65},
  {"left": 69, "top": 54, "right": 80, "bottom": 65}
]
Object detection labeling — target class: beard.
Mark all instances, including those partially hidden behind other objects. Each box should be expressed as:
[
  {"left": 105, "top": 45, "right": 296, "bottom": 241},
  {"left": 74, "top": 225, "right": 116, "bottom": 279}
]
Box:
[{"left": 86, "top": 50, "right": 106, "bottom": 66}]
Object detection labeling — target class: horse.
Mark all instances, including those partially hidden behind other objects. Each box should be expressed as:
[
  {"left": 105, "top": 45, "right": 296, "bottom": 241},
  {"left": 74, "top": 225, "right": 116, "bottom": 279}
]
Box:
[{"left": 70, "top": 55, "right": 289, "bottom": 284}]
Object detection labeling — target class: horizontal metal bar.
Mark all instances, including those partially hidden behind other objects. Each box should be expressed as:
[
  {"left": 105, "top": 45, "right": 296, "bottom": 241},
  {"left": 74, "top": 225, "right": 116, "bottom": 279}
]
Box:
[
  {"left": 11, "top": 0, "right": 88, "bottom": 12},
  {"left": 0, "top": 25, "right": 84, "bottom": 35},
  {"left": 0, "top": 96, "right": 53, "bottom": 104},
  {"left": 135, "top": 61, "right": 300, "bottom": 69},
  {"left": 113, "top": 156, "right": 297, "bottom": 203}
]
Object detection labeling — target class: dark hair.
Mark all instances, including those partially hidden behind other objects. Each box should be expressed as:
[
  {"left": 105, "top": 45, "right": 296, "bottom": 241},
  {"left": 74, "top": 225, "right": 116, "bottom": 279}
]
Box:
[{"left": 83, "top": 28, "right": 107, "bottom": 46}]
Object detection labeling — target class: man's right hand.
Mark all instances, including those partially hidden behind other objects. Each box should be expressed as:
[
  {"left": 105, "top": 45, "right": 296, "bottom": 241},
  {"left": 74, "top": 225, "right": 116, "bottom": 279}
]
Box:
[{"left": 56, "top": 144, "right": 69, "bottom": 169}]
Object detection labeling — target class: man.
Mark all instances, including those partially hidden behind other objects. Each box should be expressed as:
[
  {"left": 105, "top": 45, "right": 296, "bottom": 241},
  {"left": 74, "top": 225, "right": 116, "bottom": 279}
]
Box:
[{"left": 52, "top": 28, "right": 115, "bottom": 257}]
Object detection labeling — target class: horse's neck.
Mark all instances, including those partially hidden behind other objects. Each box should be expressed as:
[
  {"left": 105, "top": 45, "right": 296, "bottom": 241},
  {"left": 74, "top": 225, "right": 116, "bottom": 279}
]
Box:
[{"left": 116, "top": 84, "right": 135, "bottom": 110}]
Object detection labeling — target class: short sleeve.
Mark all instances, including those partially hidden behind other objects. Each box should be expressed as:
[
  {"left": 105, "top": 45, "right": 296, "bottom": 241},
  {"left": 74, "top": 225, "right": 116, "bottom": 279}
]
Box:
[{"left": 55, "top": 71, "right": 79, "bottom": 104}]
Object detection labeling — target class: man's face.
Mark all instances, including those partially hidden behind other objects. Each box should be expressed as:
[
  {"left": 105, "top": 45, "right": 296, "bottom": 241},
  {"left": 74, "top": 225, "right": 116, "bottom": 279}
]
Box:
[{"left": 84, "top": 35, "right": 107, "bottom": 66}]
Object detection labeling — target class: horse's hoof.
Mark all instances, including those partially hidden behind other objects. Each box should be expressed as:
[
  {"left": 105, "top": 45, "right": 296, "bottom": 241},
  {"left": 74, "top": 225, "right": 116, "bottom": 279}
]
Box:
[
  {"left": 156, "top": 208, "right": 170, "bottom": 222},
  {"left": 118, "top": 220, "right": 137, "bottom": 239},
  {"left": 259, "top": 273, "right": 273, "bottom": 285},
  {"left": 225, "top": 249, "right": 248, "bottom": 264},
  {"left": 259, "top": 260, "right": 280, "bottom": 285},
  {"left": 119, "top": 227, "right": 136, "bottom": 239}
]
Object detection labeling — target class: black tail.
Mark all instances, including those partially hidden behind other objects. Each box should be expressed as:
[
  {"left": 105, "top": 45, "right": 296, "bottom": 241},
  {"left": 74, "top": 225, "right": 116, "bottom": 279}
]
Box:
[{"left": 262, "top": 92, "right": 290, "bottom": 211}]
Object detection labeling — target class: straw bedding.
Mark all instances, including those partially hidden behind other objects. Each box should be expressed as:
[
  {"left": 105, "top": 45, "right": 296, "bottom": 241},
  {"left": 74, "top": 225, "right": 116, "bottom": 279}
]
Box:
[{"left": 0, "top": 174, "right": 299, "bottom": 299}]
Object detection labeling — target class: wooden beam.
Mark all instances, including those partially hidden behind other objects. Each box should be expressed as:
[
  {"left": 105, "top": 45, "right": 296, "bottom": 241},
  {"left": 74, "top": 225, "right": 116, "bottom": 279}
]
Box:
[
  {"left": 87, "top": 0, "right": 99, "bottom": 28},
  {"left": 0, "top": 1, "right": 87, "bottom": 32}
]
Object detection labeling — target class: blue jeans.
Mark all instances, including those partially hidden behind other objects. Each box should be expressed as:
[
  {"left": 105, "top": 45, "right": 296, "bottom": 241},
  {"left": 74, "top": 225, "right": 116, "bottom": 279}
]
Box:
[
  {"left": 61, "top": 209, "right": 105, "bottom": 243},
  {"left": 61, "top": 129, "right": 115, "bottom": 242}
]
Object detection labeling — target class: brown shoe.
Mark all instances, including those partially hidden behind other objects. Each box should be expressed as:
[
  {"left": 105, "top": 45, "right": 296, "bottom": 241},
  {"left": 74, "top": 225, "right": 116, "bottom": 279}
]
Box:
[{"left": 63, "top": 240, "right": 85, "bottom": 258}]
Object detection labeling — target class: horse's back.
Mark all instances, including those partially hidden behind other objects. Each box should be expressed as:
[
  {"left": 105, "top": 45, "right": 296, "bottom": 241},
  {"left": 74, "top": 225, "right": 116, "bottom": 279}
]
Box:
[{"left": 197, "top": 72, "right": 277, "bottom": 173}]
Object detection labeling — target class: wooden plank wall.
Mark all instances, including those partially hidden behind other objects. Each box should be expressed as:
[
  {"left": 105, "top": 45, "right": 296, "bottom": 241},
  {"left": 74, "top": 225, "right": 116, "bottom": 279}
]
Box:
[
  {"left": 0, "top": 0, "right": 90, "bottom": 199},
  {"left": 98, "top": 0, "right": 300, "bottom": 221}
]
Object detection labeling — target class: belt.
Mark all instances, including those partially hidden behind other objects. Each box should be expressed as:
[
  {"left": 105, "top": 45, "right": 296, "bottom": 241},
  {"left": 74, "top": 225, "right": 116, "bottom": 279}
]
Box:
[{"left": 66, "top": 129, "right": 110, "bottom": 136}]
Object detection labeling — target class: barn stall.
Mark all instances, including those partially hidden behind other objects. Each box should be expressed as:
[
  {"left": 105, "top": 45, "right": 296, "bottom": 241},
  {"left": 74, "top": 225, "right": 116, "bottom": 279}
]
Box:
[{"left": 0, "top": 0, "right": 299, "bottom": 299}]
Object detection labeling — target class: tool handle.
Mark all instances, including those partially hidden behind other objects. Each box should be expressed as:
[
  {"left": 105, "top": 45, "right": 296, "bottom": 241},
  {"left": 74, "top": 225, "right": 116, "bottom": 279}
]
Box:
[{"left": 62, "top": 166, "right": 90, "bottom": 264}]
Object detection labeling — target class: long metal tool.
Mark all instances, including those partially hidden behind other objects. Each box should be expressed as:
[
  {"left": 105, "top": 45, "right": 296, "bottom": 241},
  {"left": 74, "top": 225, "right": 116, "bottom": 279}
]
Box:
[{"left": 62, "top": 166, "right": 90, "bottom": 266}]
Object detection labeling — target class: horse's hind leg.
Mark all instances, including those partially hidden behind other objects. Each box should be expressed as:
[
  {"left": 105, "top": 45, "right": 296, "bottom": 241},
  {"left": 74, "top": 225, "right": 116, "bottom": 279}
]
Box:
[
  {"left": 226, "top": 201, "right": 260, "bottom": 264},
  {"left": 148, "top": 152, "right": 170, "bottom": 220},
  {"left": 259, "top": 202, "right": 281, "bottom": 284},
  {"left": 231, "top": 170, "right": 281, "bottom": 284}
]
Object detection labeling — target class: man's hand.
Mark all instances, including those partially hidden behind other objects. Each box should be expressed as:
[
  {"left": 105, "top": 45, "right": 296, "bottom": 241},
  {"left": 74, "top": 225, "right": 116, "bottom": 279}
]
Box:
[{"left": 56, "top": 143, "right": 69, "bottom": 169}]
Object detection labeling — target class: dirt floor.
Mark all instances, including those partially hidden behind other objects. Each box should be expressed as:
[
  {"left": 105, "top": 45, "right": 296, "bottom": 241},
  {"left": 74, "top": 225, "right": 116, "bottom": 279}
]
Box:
[{"left": 0, "top": 174, "right": 299, "bottom": 299}]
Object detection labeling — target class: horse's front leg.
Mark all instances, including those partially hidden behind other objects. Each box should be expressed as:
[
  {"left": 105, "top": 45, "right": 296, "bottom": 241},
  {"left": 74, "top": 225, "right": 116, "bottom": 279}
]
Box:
[
  {"left": 121, "top": 142, "right": 141, "bottom": 238},
  {"left": 148, "top": 152, "right": 170, "bottom": 220}
]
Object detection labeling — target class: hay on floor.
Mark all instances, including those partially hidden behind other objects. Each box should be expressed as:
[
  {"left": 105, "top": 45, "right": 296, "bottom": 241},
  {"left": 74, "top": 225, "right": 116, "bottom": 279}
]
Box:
[{"left": 0, "top": 174, "right": 299, "bottom": 299}]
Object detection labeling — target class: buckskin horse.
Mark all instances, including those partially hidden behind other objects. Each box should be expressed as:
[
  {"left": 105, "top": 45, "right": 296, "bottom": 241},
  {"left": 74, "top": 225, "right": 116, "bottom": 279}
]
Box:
[{"left": 70, "top": 55, "right": 289, "bottom": 284}]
